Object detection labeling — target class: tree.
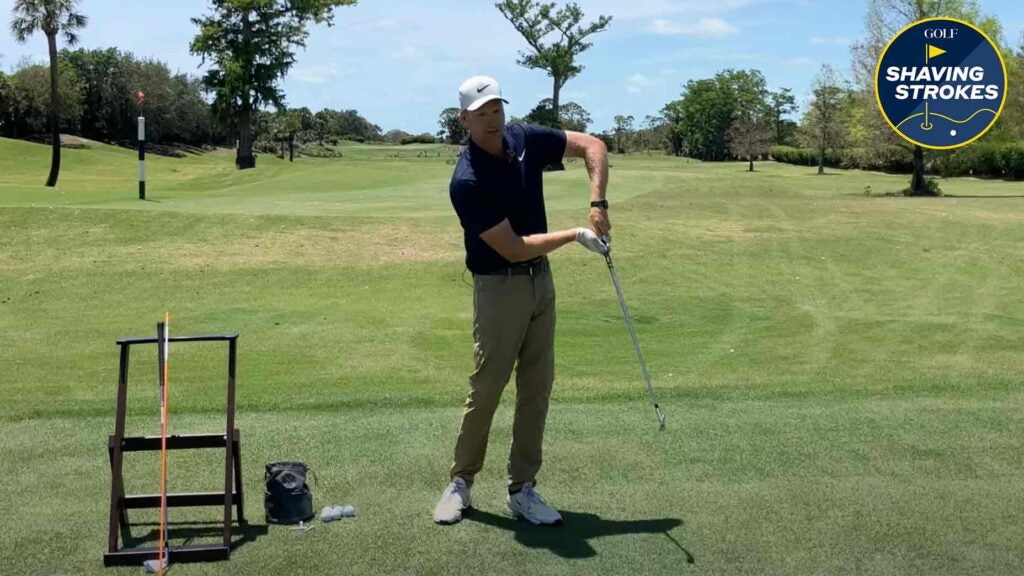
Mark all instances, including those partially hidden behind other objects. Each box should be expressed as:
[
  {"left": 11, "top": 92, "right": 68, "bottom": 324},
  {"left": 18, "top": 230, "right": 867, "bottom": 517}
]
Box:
[
  {"left": 727, "top": 71, "right": 772, "bottom": 172},
  {"left": 61, "top": 48, "right": 131, "bottom": 142},
  {"left": 612, "top": 114, "right": 633, "bottom": 153},
  {"left": 639, "top": 114, "right": 670, "bottom": 153},
  {"left": 329, "top": 109, "right": 381, "bottom": 141},
  {"left": 520, "top": 98, "right": 591, "bottom": 132},
  {"left": 660, "top": 100, "right": 686, "bottom": 156},
  {"left": 768, "top": 88, "right": 798, "bottom": 145},
  {"left": 548, "top": 99, "right": 590, "bottom": 132},
  {"left": 438, "top": 107, "right": 467, "bottom": 144},
  {"left": 523, "top": 101, "right": 559, "bottom": 128},
  {"left": 637, "top": 114, "right": 655, "bottom": 150},
  {"left": 190, "top": 0, "right": 356, "bottom": 170},
  {"left": 383, "top": 129, "right": 411, "bottom": 143},
  {"left": 727, "top": 116, "right": 772, "bottom": 172},
  {"left": 495, "top": 0, "right": 611, "bottom": 127},
  {"left": 663, "top": 69, "right": 771, "bottom": 161},
  {"left": 10, "top": 0, "right": 88, "bottom": 187},
  {"left": 313, "top": 109, "right": 331, "bottom": 145},
  {"left": 165, "top": 73, "right": 219, "bottom": 145},
  {"left": 282, "top": 110, "right": 302, "bottom": 160},
  {"left": 9, "top": 60, "right": 84, "bottom": 136},
  {"left": 803, "top": 64, "right": 848, "bottom": 175},
  {"left": 663, "top": 80, "right": 724, "bottom": 159},
  {"left": 851, "top": 0, "right": 1002, "bottom": 195},
  {"left": 58, "top": 48, "right": 219, "bottom": 145},
  {"left": 730, "top": 69, "right": 771, "bottom": 120},
  {"left": 127, "top": 57, "right": 214, "bottom": 144},
  {"left": 991, "top": 34, "right": 1024, "bottom": 141},
  {"left": 0, "top": 71, "right": 14, "bottom": 135}
]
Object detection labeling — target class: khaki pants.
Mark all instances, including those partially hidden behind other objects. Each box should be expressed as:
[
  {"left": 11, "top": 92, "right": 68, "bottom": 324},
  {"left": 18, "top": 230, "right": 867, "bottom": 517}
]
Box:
[{"left": 450, "top": 264, "right": 555, "bottom": 492}]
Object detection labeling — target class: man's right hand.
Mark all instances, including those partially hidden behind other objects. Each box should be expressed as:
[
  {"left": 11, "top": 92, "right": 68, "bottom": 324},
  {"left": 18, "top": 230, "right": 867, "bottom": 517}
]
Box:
[
  {"left": 589, "top": 207, "right": 611, "bottom": 237},
  {"left": 576, "top": 228, "right": 609, "bottom": 255}
]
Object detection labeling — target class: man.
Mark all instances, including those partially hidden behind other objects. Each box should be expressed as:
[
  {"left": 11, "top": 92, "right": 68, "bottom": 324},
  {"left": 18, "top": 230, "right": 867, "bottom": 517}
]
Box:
[{"left": 433, "top": 75, "right": 611, "bottom": 526}]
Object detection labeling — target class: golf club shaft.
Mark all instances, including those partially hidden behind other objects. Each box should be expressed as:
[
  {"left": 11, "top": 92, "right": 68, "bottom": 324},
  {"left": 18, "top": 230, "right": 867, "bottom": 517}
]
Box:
[
  {"left": 157, "top": 316, "right": 170, "bottom": 575},
  {"left": 605, "top": 254, "right": 666, "bottom": 429}
]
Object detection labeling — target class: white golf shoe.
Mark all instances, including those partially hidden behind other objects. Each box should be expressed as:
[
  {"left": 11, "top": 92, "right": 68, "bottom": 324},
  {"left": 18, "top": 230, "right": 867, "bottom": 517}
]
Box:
[
  {"left": 432, "top": 477, "right": 471, "bottom": 525},
  {"left": 506, "top": 482, "right": 563, "bottom": 526}
]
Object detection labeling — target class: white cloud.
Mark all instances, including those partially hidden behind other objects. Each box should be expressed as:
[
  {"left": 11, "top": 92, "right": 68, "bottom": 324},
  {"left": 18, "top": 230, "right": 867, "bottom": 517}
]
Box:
[
  {"left": 635, "top": 49, "right": 771, "bottom": 67},
  {"left": 390, "top": 45, "right": 421, "bottom": 61},
  {"left": 810, "top": 36, "right": 853, "bottom": 46},
  {"left": 626, "top": 73, "right": 660, "bottom": 94},
  {"left": 647, "top": 17, "right": 738, "bottom": 37},
  {"left": 336, "top": 17, "right": 404, "bottom": 32},
  {"left": 291, "top": 63, "right": 338, "bottom": 84},
  {"left": 703, "top": 52, "right": 769, "bottom": 62},
  {"left": 582, "top": 0, "right": 755, "bottom": 19},
  {"left": 784, "top": 57, "right": 816, "bottom": 66},
  {"left": 561, "top": 89, "right": 591, "bottom": 101}
]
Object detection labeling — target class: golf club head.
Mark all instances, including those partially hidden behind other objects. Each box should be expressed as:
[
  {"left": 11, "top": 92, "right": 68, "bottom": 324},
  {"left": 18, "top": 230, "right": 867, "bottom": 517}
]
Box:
[
  {"left": 656, "top": 408, "right": 666, "bottom": 432},
  {"left": 142, "top": 556, "right": 167, "bottom": 574}
]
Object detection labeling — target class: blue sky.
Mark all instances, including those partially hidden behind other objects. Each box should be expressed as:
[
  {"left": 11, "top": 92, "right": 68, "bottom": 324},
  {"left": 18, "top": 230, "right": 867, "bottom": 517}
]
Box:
[{"left": 1, "top": 0, "right": 1022, "bottom": 134}]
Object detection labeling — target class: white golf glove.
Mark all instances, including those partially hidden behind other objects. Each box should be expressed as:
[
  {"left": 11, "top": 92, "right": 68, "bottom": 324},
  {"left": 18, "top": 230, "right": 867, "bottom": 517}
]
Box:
[{"left": 576, "top": 228, "right": 609, "bottom": 255}]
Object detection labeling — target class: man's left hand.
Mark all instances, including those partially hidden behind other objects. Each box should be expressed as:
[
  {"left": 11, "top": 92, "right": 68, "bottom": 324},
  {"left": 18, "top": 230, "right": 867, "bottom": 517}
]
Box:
[{"left": 589, "top": 207, "right": 611, "bottom": 237}]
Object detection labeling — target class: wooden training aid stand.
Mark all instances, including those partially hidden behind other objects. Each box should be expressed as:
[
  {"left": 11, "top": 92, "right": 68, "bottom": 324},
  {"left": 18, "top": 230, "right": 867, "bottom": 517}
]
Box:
[{"left": 104, "top": 332, "right": 244, "bottom": 567}]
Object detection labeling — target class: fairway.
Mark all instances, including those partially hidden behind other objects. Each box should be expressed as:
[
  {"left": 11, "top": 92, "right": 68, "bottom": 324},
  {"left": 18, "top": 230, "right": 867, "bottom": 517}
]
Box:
[{"left": 2, "top": 137, "right": 1024, "bottom": 575}]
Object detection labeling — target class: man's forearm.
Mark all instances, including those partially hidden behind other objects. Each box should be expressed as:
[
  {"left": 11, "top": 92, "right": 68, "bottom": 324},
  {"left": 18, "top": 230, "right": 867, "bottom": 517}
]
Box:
[
  {"left": 510, "top": 229, "right": 578, "bottom": 262},
  {"left": 585, "top": 144, "right": 609, "bottom": 202}
]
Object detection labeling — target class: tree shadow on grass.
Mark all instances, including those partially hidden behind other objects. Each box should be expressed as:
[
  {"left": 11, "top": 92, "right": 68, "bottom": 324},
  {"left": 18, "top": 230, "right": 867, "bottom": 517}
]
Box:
[
  {"left": 465, "top": 509, "right": 693, "bottom": 562},
  {"left": 943, "top": 194, "right": 1024, "bottom": 198}
]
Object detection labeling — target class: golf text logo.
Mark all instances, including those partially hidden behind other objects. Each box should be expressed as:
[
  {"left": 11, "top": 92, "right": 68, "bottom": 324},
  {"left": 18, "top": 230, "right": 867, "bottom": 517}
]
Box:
[{"left": 875, "top": 18, "right": 1006, "bottom": 149}]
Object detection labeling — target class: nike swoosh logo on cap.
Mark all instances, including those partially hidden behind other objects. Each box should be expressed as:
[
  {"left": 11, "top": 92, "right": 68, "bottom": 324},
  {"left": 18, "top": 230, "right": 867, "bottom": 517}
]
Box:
[
  {"left": 477, "top": 84, "right": 490, "bottom": 93},
  {"left": 518, "top": 149, "right": 526, "bottom": 162}
]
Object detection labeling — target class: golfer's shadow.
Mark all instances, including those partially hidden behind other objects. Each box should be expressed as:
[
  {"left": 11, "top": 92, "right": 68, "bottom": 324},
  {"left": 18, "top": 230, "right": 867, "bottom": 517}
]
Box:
[{"left": 465, "top": 510, "right": 692, "bottom": 561}]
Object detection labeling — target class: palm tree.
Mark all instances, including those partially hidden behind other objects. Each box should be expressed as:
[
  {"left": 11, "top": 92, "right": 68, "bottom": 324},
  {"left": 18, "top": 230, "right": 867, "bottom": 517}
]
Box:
[{"left": 10, "top": 0, "right": 87, "bottom": 187}]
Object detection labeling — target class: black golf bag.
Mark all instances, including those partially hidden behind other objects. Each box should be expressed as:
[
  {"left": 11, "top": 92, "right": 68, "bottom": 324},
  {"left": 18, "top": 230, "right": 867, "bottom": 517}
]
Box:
[{"left": 264, "top": 461, "right": 315, "bottom": 524}]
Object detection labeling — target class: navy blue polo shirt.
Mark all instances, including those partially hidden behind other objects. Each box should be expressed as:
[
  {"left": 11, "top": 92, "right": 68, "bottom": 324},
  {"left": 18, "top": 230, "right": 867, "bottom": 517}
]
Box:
[{"left": 449, "top": 123, "right": 567, "bottom": 274}]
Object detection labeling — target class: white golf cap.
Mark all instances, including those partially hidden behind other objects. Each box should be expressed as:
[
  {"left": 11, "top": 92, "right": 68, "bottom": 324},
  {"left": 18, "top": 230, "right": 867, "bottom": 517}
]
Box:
[{"left": 459, "top": 75, "right": 508, "bottom": 111}]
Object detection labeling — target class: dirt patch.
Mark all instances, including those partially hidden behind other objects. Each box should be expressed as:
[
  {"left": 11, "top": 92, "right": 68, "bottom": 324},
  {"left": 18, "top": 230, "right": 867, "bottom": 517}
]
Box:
[
  {"left": 22, "top": 134, "right": 95, "bottom": 148},
  {"left": 18, "top": 134, "right": 216, "bottom": 157},
  {"left": 113, "top": 140, "right": 214, "bottom": 158}
]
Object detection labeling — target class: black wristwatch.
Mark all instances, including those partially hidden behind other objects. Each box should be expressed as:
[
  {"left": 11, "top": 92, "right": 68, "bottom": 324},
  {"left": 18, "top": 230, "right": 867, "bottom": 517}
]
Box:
[{"left": 590, "top": 199, "right": 608, "bottom": 209}]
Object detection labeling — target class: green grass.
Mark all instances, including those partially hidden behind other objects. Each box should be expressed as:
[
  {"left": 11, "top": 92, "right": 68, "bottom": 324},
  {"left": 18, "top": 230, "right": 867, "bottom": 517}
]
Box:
[{"left": 1, "top": 137, "right": 1023, "bottom": 575}]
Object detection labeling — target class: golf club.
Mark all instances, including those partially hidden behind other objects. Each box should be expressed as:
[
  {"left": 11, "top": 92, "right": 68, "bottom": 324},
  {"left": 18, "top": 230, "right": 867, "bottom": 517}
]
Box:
[
  {"left": 601, "top": 237, "right": 666, "bottom": 431},
  {"left": 150, "top": 315, "right": 171, "bottom": 575}
]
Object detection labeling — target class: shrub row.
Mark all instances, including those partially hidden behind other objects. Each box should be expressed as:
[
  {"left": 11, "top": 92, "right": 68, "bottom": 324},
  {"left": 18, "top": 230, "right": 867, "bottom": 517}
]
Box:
[
  {"left": 769, "top": 145, "right": 913, "bottom": 173},
  {"left": 771, "top": 142, "right": 1024, "bottom": 179}
]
